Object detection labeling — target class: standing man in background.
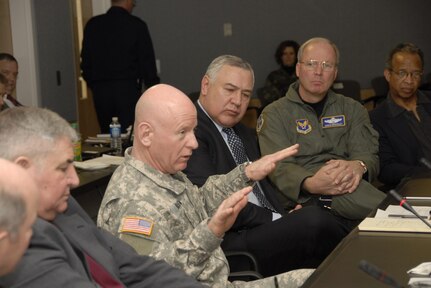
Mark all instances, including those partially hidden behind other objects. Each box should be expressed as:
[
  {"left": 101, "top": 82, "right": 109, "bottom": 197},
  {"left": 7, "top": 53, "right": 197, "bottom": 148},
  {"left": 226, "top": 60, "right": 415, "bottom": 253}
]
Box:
[{"left": 81, "top": 0, "right": 160, "bottom": 133}]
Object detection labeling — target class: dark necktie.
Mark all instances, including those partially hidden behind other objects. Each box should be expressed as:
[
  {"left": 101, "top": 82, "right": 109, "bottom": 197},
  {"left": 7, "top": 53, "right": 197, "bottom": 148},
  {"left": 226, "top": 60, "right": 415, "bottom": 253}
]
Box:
[
  {"left": 4, "top": 94, "right": 23, "bottom": 107},
  {"left": 222, "top": 127, "right": 276, "bottom": 212}
]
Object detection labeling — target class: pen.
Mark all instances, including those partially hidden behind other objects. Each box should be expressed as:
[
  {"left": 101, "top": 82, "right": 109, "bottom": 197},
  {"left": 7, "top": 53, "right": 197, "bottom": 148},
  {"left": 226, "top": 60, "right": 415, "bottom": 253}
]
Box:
[
  {"left": 388, "top": 214, "right": 427, "bottom": 219},
  {"left": 404, "top": 196, "right": 431, "bottom": 201}
]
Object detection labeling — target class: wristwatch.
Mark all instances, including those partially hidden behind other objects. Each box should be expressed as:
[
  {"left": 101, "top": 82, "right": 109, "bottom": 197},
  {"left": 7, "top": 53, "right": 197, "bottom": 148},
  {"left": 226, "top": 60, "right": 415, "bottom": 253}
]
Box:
[
  {"left": 357, "top": 160, "right": 367, "bottom": 174},
  {"left": 239, "top": 161, "right": 254, "bottom": 184}
]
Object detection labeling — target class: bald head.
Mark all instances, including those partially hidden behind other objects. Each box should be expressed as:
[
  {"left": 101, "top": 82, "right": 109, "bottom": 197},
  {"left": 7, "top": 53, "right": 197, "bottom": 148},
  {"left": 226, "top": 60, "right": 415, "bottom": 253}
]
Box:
[
  {"left": 0, "top": 159, "right": 38, "bottom": 276},
  {"left": 132, "top": 84, "right": 198, "bottom": 174},
  {"left": 111, "top": 0, "right": 135, "bottom": 13},
  {"left": 135, "top": 84, "right": 195, "bottom": 126}
]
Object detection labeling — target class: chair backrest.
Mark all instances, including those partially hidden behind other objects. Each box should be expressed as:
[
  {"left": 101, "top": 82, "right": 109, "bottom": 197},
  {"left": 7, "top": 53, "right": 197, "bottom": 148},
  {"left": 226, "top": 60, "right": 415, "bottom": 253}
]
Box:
[
  {"left": 332, "top": 80, "right": 361, "bottom": 102},
  {"left": 371, "top": 76, "right": 389, "bottom": 96},
  {"left": 187, "top": 91, "right": 200, "bottom": 103},
  {"left": 240, "top": 98, "right": 261, "bottom": 130}
]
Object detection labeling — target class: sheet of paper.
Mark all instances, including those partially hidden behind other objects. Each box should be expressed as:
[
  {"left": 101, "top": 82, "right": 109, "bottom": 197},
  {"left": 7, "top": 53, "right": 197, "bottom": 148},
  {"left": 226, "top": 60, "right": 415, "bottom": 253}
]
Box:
[
  {"left": 358, "top": 217, "right": 431, "bottom": 233},
  {"left": 74, "top": 154, "right": 124, "bottom": 170},
  {"left": 385, "top": 205, "right": 431, "bottom": 218}
]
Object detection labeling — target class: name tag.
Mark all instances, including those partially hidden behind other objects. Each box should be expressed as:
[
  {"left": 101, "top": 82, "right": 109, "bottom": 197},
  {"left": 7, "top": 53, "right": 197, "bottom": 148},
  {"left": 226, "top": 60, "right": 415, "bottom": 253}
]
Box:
[{"left": 321, "top": 115, "right": 346, "bottom": 128}]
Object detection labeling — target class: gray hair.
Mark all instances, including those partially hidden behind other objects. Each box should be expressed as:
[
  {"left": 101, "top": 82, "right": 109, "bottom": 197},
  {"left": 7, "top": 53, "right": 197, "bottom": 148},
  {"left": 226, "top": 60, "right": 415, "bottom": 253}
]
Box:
[
  {"left": 205, "top": 55, "right": 255, "bottom": 86},
  {"left": 0, "top": 189, "right": 26, "bottom": 237},
  {"left": 385, "top": 42, "right": 424, "bottom": 70},
  {"left": 0, "top": 107, "right": 77, "bottom": 163},
  {"left": 297, "top": 37, "right": 340, "bottom": 65}
]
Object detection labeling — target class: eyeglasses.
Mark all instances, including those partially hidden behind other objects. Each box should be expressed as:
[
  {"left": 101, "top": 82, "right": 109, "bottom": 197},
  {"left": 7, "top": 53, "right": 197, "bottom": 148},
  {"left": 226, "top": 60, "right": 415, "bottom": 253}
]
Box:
[
  {"left": 299, "top": 60, "right": 336, "bottom": 71},
  {"left": 390, "top": 69, "right": 423, "bottom": 81}
]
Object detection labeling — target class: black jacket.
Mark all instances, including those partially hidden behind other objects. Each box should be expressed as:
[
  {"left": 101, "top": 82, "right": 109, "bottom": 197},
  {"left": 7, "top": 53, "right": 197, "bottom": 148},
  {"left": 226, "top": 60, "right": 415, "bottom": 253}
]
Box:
[
  {"left": 370, "top": 90, "right": 431, "bottom": 187},
  {"left": 81, "top": 6, "right": 159, "bottom": 88},
  {"left": 183, "top": 103, "right": 287, "bottom": 229}
]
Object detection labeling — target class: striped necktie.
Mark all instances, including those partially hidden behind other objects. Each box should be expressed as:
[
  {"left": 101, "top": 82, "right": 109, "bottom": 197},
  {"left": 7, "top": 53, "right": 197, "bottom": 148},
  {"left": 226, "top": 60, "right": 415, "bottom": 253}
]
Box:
[{"left": 222, "top": 127, "right": 277, "bottom": 212}]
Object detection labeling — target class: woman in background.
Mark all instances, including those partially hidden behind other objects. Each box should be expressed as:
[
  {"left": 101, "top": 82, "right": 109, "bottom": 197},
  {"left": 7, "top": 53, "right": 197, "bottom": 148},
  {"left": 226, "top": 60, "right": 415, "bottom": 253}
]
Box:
[{"left": 259, "top": 40, "right": 300, "bottom": 108}]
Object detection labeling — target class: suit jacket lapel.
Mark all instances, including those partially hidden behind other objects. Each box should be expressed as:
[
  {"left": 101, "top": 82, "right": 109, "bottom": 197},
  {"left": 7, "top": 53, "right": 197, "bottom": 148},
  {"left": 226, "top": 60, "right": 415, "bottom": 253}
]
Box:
[
  {"left": 53, "top": 204, "right": 120, "bottom": 281},
  {"left": 197, "top": 105, "right": 238, "bottom": 169}
]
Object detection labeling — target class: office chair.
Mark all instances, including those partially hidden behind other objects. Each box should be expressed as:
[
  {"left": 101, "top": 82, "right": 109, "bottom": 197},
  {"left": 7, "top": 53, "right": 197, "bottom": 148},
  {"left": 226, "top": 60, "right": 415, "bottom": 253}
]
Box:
[
  {"left": 225, "top": 251, "right": 263, "bottom": 281},
  {"left": 240, "top": 98, "right": 262, "bottom": 131},
  {"left": 187, "top": 91, "right": 200, "bottom": 103},
  {"left": 332, "top": 79, "right": 361, "bottom": 102},
  {"left": 371, "top": 76, "right": 389, "bottom": 96}
]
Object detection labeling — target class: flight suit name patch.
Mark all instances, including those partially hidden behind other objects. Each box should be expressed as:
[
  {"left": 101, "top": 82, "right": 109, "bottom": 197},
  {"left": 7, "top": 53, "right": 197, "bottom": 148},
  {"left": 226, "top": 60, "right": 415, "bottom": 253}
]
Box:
[{"left": 321, "top": 115, "right": 346, "bottom": 128}]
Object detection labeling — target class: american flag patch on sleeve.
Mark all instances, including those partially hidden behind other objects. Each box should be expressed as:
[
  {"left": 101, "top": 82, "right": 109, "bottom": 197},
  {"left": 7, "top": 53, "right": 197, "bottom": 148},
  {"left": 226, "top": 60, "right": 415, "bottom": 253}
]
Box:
[{"left": 120, "top": 216, "right": 154, "bottom": 236}]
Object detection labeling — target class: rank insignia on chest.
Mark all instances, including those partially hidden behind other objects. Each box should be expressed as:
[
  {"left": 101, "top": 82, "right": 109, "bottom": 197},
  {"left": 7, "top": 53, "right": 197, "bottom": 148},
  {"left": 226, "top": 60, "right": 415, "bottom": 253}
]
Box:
[
  {"left": 120, "top": 216, "right": 154, "bottom": 236},
  {"left": 321, "top": 115, "right": 346, "bottom": 128},
  {"left": 296, "top": 119, "right": 312, "bottom": 134}
]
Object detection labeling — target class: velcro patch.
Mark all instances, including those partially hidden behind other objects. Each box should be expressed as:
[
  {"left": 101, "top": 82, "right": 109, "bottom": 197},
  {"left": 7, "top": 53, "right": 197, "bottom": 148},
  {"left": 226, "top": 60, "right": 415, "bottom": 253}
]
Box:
[
  {"left": 120, "top": 216, "right": 154, "bottom": 236},
  {"left": 296, "top": 119, "right": 312, "bottom": 134},
  {"left": 321, "top": 115, "right": 346, "bottom": 128}
]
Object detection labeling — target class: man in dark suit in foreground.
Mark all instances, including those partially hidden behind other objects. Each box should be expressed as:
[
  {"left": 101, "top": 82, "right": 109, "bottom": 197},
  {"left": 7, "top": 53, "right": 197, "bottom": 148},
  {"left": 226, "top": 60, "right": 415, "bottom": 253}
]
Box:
[
  {"left": 0, "top": 107, "right": 202, "bottom": 287},
  {"left": 370, "top": 43, "right": 431, "bottom": 189},
  {"left": 183, "top": 55, "right": 348, "bottom": 277}
]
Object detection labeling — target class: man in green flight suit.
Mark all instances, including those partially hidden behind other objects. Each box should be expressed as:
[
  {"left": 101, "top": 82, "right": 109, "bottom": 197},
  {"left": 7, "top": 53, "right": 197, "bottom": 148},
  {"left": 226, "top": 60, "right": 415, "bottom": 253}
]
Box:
[{"left": 258, "top": 37, "right": 385, "bottom": 230}]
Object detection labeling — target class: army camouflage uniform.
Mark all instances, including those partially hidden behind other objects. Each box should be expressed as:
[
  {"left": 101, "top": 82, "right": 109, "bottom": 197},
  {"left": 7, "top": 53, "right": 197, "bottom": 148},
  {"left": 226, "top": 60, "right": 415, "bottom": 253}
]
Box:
[
  {"left": 98, "top": 148, "right": 313, "bottom": 287},
  {"left": 257, "top": 81, "right": 385, "bottom": 220},
  {"left": 258, "top": 68, "right": 297, "bottom": 108}
]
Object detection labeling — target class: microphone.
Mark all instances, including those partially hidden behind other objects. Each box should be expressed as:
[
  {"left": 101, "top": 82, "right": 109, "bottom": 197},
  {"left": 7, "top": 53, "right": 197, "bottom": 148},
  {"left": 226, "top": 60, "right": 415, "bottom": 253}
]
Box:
[
  {"left": 389, "top": 189, "right": 431, "bottom": 229},
  {"left": 420, "top": 157, "right": 431, "bottom": 170},
  {"left": 358, "top": 260, "right": 403, "bottom": 288}
]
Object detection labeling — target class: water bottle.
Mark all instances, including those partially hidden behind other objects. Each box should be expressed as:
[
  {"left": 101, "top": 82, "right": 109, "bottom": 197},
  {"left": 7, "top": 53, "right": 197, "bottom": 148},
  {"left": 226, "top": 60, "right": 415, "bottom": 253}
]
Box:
[
  {"left": 110, "top": 117, "right": 122, "bottom": 156},
  {"left": 71, "top": 122, "right": 82, "bottom": 161}
]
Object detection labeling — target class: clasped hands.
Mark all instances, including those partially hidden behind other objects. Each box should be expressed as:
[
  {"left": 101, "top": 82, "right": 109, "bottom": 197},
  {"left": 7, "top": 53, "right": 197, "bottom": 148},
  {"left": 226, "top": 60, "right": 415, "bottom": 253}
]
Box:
[
  {"left": 207, "top": 144, "right": 299, "bottom": 238},
  {"left": 303, "top": 159, "right": 365, "bottom": 196}
]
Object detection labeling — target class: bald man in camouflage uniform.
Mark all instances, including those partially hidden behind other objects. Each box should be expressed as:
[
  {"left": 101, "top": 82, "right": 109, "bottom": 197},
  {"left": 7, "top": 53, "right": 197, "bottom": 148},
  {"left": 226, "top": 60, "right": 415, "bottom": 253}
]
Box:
[{"left": 98, "top": 84, "right": 313, "bottom": 287}]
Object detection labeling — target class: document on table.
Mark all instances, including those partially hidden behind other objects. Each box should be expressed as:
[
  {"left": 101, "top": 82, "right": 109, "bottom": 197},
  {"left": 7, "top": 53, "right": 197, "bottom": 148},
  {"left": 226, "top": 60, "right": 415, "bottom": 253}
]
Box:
[
  {"left": 359, "top": 205, "right": 431, "bottom": 233},
  {"left": 74, "top": 154, "right": 124, "bottom": 170},
  {"left": 374, "top": 205, "right": 431, "bottom": 219},
  {"left": 408, "top": 262, "right": 431, "bottom": 287},
  {"left": 358, "top": 218, "right": 431, "bottom": 233}
]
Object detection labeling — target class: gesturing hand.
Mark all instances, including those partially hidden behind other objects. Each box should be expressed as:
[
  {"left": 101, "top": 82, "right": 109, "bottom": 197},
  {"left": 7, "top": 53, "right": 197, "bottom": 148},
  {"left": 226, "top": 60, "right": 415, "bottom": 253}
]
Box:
[
  {"left": 245, "top": 144, "right": 299, "bottom": 181},
  {"left": 207, "top": 187, "right": 252, "bottom": 238}
]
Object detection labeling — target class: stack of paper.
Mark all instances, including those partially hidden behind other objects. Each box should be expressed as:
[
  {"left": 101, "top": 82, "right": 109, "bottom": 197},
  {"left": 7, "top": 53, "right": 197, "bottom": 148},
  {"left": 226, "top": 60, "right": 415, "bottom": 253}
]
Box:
[
  {"left": 408, "top": 262, "right": 431, "bottom": 287},
  {"left": 358, "top": 205, "right": 431, "bottom": 233},
  {"left": 374, "top": 205, "right": 431, "bottom": 219},
  {"left": 74, "top": 154, "right": 124, "bottom": 170}
]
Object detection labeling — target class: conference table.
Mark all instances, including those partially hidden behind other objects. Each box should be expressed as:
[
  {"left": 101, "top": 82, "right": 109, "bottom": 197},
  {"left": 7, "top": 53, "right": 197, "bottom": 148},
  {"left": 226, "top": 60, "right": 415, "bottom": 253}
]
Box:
[
  {"left": 302, "top": 173, "right": 431, "bottom": 288},
  {"left": 72, "top": 143, "right": 118, "bottom": 221}
]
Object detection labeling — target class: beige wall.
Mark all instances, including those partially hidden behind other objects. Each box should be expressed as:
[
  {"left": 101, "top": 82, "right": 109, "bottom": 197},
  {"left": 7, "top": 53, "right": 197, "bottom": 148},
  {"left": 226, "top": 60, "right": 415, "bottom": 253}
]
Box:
[{"left": 0, "top": 0, "right": 13, "bottom": 53}]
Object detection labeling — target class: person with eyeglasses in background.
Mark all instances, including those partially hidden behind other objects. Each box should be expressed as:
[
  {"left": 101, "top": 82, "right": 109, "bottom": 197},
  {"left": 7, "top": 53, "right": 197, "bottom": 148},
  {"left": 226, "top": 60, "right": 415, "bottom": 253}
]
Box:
[
  {"left": 370, "top": 43, "right": 431, "bottom": 190},
  {"left": 258, "top": 37, "right": 385, "bottom": 234},
  {"left": 0, "top": 53, "right": 22, "bottom": 109}
]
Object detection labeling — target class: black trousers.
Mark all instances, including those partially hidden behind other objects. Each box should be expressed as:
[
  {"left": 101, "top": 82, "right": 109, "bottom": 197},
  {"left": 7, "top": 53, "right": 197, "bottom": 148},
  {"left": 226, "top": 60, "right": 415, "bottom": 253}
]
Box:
[
  {"left": 91, "top": 79, "right": 141, "bottom": 133},
  {"left": 221, "top": 205, "right": 356, "bottom": 277}
]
